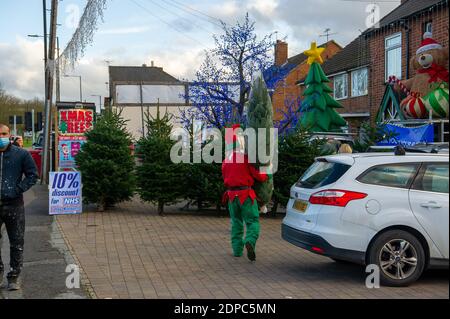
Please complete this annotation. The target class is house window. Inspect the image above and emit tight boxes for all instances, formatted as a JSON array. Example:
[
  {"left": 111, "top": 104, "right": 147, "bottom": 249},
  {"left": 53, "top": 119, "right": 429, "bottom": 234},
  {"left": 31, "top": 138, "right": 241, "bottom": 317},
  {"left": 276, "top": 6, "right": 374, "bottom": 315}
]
[
  {"left": 351, "top": 68, "right": 368, "bottom": 97},
  {"left": 385, "top": 33, "right": 402, "bottom": 81},
  {"left": 424, "top": 21, "right": 432, "bottom": 34},
  {"left": 334, "top": 73, "right": 347, "bottom": 100}
]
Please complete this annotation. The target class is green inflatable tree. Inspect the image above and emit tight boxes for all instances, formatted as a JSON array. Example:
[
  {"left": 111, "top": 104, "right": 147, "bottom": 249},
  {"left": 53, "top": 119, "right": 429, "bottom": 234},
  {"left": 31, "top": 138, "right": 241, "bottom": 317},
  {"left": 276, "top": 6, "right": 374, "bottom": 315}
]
[
  {"left": 246, "top": 72, "right": 274, "bottom": 207},
  {"left": 136, "top": 107, "right": 184, "bottom": 215},
  {"left": 75, "top": 110, "right": 135, "bottom": 211},
  {"left": 300, "top": 42, "right": 347, "bottom": 132}
]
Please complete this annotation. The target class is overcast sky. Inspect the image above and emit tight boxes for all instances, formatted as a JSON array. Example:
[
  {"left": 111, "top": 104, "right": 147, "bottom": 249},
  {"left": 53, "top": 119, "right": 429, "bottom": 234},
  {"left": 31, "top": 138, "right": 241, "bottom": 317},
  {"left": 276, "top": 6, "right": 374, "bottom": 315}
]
[{"left": 0, "top": 0, "right": 400, "bottom": 104}]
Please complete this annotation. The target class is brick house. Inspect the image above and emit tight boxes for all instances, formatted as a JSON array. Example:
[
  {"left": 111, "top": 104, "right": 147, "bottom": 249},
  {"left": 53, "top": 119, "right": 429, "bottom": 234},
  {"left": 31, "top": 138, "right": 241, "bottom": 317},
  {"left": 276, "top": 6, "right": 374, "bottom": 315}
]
[
  {"left": 291, "top": 0, "right": 448, "bottom": 135},
  {"left": 296, "top": 36, "right": 371, "bottom": 133},
  {"left": 364, "top": 0, "right": 449, "bottom": 124},
  {"left": 266, "top": 40, "right": 342, "bottom": 121}
]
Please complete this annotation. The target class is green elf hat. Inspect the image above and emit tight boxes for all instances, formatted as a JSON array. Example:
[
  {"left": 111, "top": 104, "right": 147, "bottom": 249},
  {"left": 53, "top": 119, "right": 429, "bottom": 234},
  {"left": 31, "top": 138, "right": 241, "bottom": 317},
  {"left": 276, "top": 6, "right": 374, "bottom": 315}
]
[{"left": 225, "top": 124, "right": 242, "bottom": 152}]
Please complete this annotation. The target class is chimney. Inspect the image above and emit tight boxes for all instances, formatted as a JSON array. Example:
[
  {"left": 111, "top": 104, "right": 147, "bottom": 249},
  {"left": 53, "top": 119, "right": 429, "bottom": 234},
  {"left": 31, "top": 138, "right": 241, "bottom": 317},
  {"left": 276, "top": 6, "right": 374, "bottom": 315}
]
[
  {"left": 151, "top": 60, "right": 155, "bottom": 67},
  {"left": 274, "top": 40, "right": 288, "bottom": 67}
]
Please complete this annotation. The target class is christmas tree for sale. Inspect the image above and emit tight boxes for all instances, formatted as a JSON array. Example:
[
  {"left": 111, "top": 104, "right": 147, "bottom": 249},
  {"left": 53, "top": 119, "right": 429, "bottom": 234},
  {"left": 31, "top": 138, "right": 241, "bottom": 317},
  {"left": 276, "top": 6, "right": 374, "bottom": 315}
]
[
  {"left": 273, "top": 128, "right": 323, "bottom": 213},
  {"left": 300, "top": 42, "right": 347, "bottom": 132},
  {"left": 183, "top": 124, "right": 225, "bottom": 213},
  {"left": 246, "top": 72, "right": 274, "bottom": 207},
  {"left": 75, "top": 110, "right": 135, "bottom": 211},
  {"left": 136, "top": 107, "right": 184, "bottom": 215}
]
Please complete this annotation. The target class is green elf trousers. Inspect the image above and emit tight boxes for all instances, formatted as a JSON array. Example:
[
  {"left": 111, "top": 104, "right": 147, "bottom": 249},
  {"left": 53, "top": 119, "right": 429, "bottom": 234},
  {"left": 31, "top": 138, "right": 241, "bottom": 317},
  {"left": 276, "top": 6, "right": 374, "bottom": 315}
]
[{"left": 227, "top": 197, "right": 260, "bottom": 257}]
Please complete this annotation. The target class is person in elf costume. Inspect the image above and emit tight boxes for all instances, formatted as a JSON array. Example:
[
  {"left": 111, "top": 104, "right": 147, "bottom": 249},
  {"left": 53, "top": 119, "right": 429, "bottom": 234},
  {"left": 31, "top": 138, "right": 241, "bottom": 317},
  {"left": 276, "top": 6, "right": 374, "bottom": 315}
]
[{"left": 222, "top": 124, "right": 268, "bottom": 261}]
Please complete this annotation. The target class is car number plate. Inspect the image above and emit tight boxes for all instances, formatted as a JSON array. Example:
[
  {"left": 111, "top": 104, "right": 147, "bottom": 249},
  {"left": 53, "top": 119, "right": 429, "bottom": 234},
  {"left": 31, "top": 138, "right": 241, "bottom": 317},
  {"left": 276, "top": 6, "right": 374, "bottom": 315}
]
[{"left": 293, "top": 200, "right": 308, "bottom": 213}]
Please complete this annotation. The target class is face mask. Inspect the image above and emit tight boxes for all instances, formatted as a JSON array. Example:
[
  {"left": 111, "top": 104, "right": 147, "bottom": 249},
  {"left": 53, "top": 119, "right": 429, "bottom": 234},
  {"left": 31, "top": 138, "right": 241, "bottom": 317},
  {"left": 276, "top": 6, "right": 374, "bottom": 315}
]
[{"left": 0, "top": 137, "right": 10, "bottom": 149}]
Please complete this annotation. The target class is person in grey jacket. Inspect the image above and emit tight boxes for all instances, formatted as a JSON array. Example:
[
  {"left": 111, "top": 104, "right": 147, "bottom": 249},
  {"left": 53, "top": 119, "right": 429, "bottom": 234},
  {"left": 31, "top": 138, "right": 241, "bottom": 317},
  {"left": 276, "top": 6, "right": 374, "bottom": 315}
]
[{"left": 0, "top": 123, "right": 38, "bottom": 290}]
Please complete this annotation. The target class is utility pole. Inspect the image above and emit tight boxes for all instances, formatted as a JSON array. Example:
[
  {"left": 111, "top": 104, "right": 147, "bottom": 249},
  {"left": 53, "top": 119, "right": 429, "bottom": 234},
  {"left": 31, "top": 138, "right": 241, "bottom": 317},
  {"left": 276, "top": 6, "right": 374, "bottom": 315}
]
[
  {"left": 56, "top": 37, "right": 61, "bottom": 102},
  {"left": 40, "top": 0, "right": 49, "bottom": 184},
  {"left": 41, "top": 0, "right": 59, "bottom": 184}
]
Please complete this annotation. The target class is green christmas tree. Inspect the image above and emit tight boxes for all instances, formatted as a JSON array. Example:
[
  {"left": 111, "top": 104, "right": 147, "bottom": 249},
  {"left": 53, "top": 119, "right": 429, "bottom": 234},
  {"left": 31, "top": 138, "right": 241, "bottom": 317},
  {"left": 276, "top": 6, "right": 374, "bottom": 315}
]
[
  {"left": 300, "top": 42, "right": 347, "bottom": 132},
  {"left": 183, "top": 124, "right": 225, "bottom": 213},
  {"left": 136, "top": 107, "right": 184, "bottom": 215},
  {"left": 75, "top": 110, "right": 135, "bottom": 211},
  {"left": 246, "top": 72, "right": 274, "bottom": 206},
  {"left": 273, "top": 128, "right": 323, "bottom": 214}
]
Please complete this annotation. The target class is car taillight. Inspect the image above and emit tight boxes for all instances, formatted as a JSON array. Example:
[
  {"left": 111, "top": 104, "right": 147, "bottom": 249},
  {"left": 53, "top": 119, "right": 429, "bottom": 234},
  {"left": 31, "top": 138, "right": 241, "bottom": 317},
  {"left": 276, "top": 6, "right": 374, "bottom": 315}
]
[
  {"left": 309, "top": 189, "right": 367, "bottom": 207},
  {"left": 311, "top": 246, "right": 324, "bottom": 254}
]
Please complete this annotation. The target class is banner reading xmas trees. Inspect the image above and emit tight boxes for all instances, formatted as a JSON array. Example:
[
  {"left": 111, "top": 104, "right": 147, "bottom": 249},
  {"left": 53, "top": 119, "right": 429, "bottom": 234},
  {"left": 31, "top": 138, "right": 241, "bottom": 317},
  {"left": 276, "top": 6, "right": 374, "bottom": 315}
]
[{"left": 56, "top": 102, "right": 96, "bottom": 170}]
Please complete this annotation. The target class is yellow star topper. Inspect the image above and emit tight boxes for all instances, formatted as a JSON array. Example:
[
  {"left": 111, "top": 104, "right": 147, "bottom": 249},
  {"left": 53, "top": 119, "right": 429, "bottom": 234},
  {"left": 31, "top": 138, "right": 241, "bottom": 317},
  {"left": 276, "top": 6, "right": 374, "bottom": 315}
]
[{"left": 304, "top": 42, "right": 325, "bottom": 65}]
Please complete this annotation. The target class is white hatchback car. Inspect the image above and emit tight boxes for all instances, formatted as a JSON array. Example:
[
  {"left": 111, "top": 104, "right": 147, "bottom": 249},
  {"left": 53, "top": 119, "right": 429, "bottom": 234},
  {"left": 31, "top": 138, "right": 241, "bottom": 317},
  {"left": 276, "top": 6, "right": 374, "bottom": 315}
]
[{"left": 282, "top": 152, "right": 449, "bottom": 286}]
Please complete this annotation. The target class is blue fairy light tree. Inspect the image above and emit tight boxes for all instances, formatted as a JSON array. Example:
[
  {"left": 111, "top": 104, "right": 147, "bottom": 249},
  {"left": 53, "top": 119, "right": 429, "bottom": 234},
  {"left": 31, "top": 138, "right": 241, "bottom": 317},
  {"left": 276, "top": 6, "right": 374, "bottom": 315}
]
[
  {"left": 179, "top": 13, "right": 275, "bottom": 129},
  {"left": 274, "top": 96, "right": 303, "bottom": 136}
]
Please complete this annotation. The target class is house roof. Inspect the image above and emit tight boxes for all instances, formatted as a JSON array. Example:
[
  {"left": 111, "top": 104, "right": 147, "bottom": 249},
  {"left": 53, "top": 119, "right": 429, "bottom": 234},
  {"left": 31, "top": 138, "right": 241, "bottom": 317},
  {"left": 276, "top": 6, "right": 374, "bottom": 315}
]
[
  {"left": 286, "top": 40, "right": 341, "bottom": 67},
  {"left": 109, "top": 65, "right": 181, "bottom": 84},
  {"left": 365, "top": 0, "right": 447, "bottom": 35},
  {"left": 322, "top": 36, "right": 370, "bottom": 75},
  {"left": 293, "top": 0, "right": 448, "bottom": 86},
  {"left": 265, "top": 40, "right": 341, "bottom": 89},
  {"left": 296, "top": 35, "right": 369, "bottom": 84}
]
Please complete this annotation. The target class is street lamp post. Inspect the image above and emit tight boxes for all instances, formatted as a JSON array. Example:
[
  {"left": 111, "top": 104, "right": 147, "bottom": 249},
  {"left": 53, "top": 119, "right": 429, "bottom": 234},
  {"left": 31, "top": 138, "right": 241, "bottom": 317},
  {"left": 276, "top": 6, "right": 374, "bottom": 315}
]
[
  {"left": 91, "top": 94, "right": 102, "bottom": 113},
  {"left": 28, "top": 34, "right": 61, "bottom": 102},
  {"left": 63, "top": 75, "right": 83, "bottom": 102}
]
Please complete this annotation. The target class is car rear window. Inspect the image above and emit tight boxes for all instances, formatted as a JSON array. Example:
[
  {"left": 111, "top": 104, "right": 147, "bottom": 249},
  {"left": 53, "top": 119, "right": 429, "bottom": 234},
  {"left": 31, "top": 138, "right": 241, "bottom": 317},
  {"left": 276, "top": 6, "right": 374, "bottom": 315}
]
[
  {"left": 357, "top": 163, "right": 420, "bottom": 189},
  {"left": 296, "top": 160, "right": 351, "bottom": 189}
]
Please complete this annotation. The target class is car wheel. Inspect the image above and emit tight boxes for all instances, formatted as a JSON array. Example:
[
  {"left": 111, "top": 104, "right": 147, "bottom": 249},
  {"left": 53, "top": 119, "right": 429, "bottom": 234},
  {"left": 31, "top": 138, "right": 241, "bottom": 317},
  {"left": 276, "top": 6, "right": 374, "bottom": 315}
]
[{"left": 368, "top": 230, "right": 426, "bottom": 287}]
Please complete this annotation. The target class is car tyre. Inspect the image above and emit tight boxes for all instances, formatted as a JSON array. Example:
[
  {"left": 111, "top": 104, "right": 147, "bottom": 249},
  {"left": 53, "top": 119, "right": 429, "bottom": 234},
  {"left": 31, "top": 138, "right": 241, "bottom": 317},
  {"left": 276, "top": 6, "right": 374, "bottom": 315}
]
[{"left": 368, "top": 230, "right": 426, "bottom": 287}]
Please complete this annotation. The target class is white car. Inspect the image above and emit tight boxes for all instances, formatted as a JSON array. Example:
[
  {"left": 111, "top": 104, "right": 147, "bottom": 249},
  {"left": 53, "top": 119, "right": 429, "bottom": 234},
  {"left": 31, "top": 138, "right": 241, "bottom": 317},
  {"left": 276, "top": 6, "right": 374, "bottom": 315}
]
[{"left": 282, "top": 152, "right": 449, "bottom": 286}]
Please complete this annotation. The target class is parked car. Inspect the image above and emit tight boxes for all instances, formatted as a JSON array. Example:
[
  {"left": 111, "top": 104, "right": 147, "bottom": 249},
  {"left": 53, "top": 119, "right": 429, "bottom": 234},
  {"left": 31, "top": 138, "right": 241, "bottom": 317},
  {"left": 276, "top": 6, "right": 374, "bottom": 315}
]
[
  {"left": 405, "top": 143, "right": 449, "bottom": 154},
  {"left": 369, "top": 143, "right": 449, "bottom": 154},
  {"left": 282, "top": 152, "right": 449, "bottom": 286},
  {"left": 28, "top": 132, "right": 56, "bottom": 177}
]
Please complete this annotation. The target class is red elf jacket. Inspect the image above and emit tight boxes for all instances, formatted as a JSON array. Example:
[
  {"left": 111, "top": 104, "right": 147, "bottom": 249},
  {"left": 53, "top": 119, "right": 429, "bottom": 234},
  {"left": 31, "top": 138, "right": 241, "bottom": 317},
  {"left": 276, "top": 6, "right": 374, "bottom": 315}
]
[{"left": 222, "top": 151, "right": 268, "bottom": 205}]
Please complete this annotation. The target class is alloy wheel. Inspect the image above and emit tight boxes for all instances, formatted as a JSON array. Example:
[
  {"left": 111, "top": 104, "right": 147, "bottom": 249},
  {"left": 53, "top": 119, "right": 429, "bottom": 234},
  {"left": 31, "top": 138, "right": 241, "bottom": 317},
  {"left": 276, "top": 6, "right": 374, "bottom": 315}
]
[{"left": 379, "top": 239, "right": 418, "bottom": 280}]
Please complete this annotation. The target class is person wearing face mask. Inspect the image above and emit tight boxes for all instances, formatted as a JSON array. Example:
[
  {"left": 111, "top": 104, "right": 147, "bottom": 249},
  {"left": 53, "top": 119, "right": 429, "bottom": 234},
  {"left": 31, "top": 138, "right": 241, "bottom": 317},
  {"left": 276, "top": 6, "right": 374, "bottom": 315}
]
[{"left": 0, "top": 123, "right": 38, "bottom": 291}]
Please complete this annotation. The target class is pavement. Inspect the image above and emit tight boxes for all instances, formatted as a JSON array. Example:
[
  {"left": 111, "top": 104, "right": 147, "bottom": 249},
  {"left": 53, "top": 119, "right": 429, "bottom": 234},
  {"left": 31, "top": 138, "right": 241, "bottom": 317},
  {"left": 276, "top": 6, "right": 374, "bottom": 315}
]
[
  {"left": 0, "top": 185, "right": 88, "bottom": 299},
  {"left": 55, "top": 198, "right": 449, "bottom": 299}
]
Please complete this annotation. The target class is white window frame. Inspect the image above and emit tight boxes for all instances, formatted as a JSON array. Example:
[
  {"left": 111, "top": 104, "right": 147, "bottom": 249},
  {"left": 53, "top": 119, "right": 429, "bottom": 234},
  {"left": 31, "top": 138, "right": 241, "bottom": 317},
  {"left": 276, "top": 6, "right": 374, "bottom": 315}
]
[
  {"left": 333, "top": 73, "right": 348, "bottom": 100},
  {"left": 425, "top": 21, "right": 432, "bottom": 34},
  {"left": 351, "top": 67, "right": 368, "bottom": 97},
  {"left": 385, "top": 32, "right": 402, "bottom": 81}
]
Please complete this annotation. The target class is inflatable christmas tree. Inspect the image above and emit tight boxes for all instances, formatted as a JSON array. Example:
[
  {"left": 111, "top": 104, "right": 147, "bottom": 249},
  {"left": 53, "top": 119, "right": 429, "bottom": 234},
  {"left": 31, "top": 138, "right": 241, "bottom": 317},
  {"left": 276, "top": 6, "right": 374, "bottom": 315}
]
[
  {"left": 300, "top": 42, "right": 347, "bottom": 132},
  {"left": 246, "top": 72, "right": 274, "bottom": 207}
]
